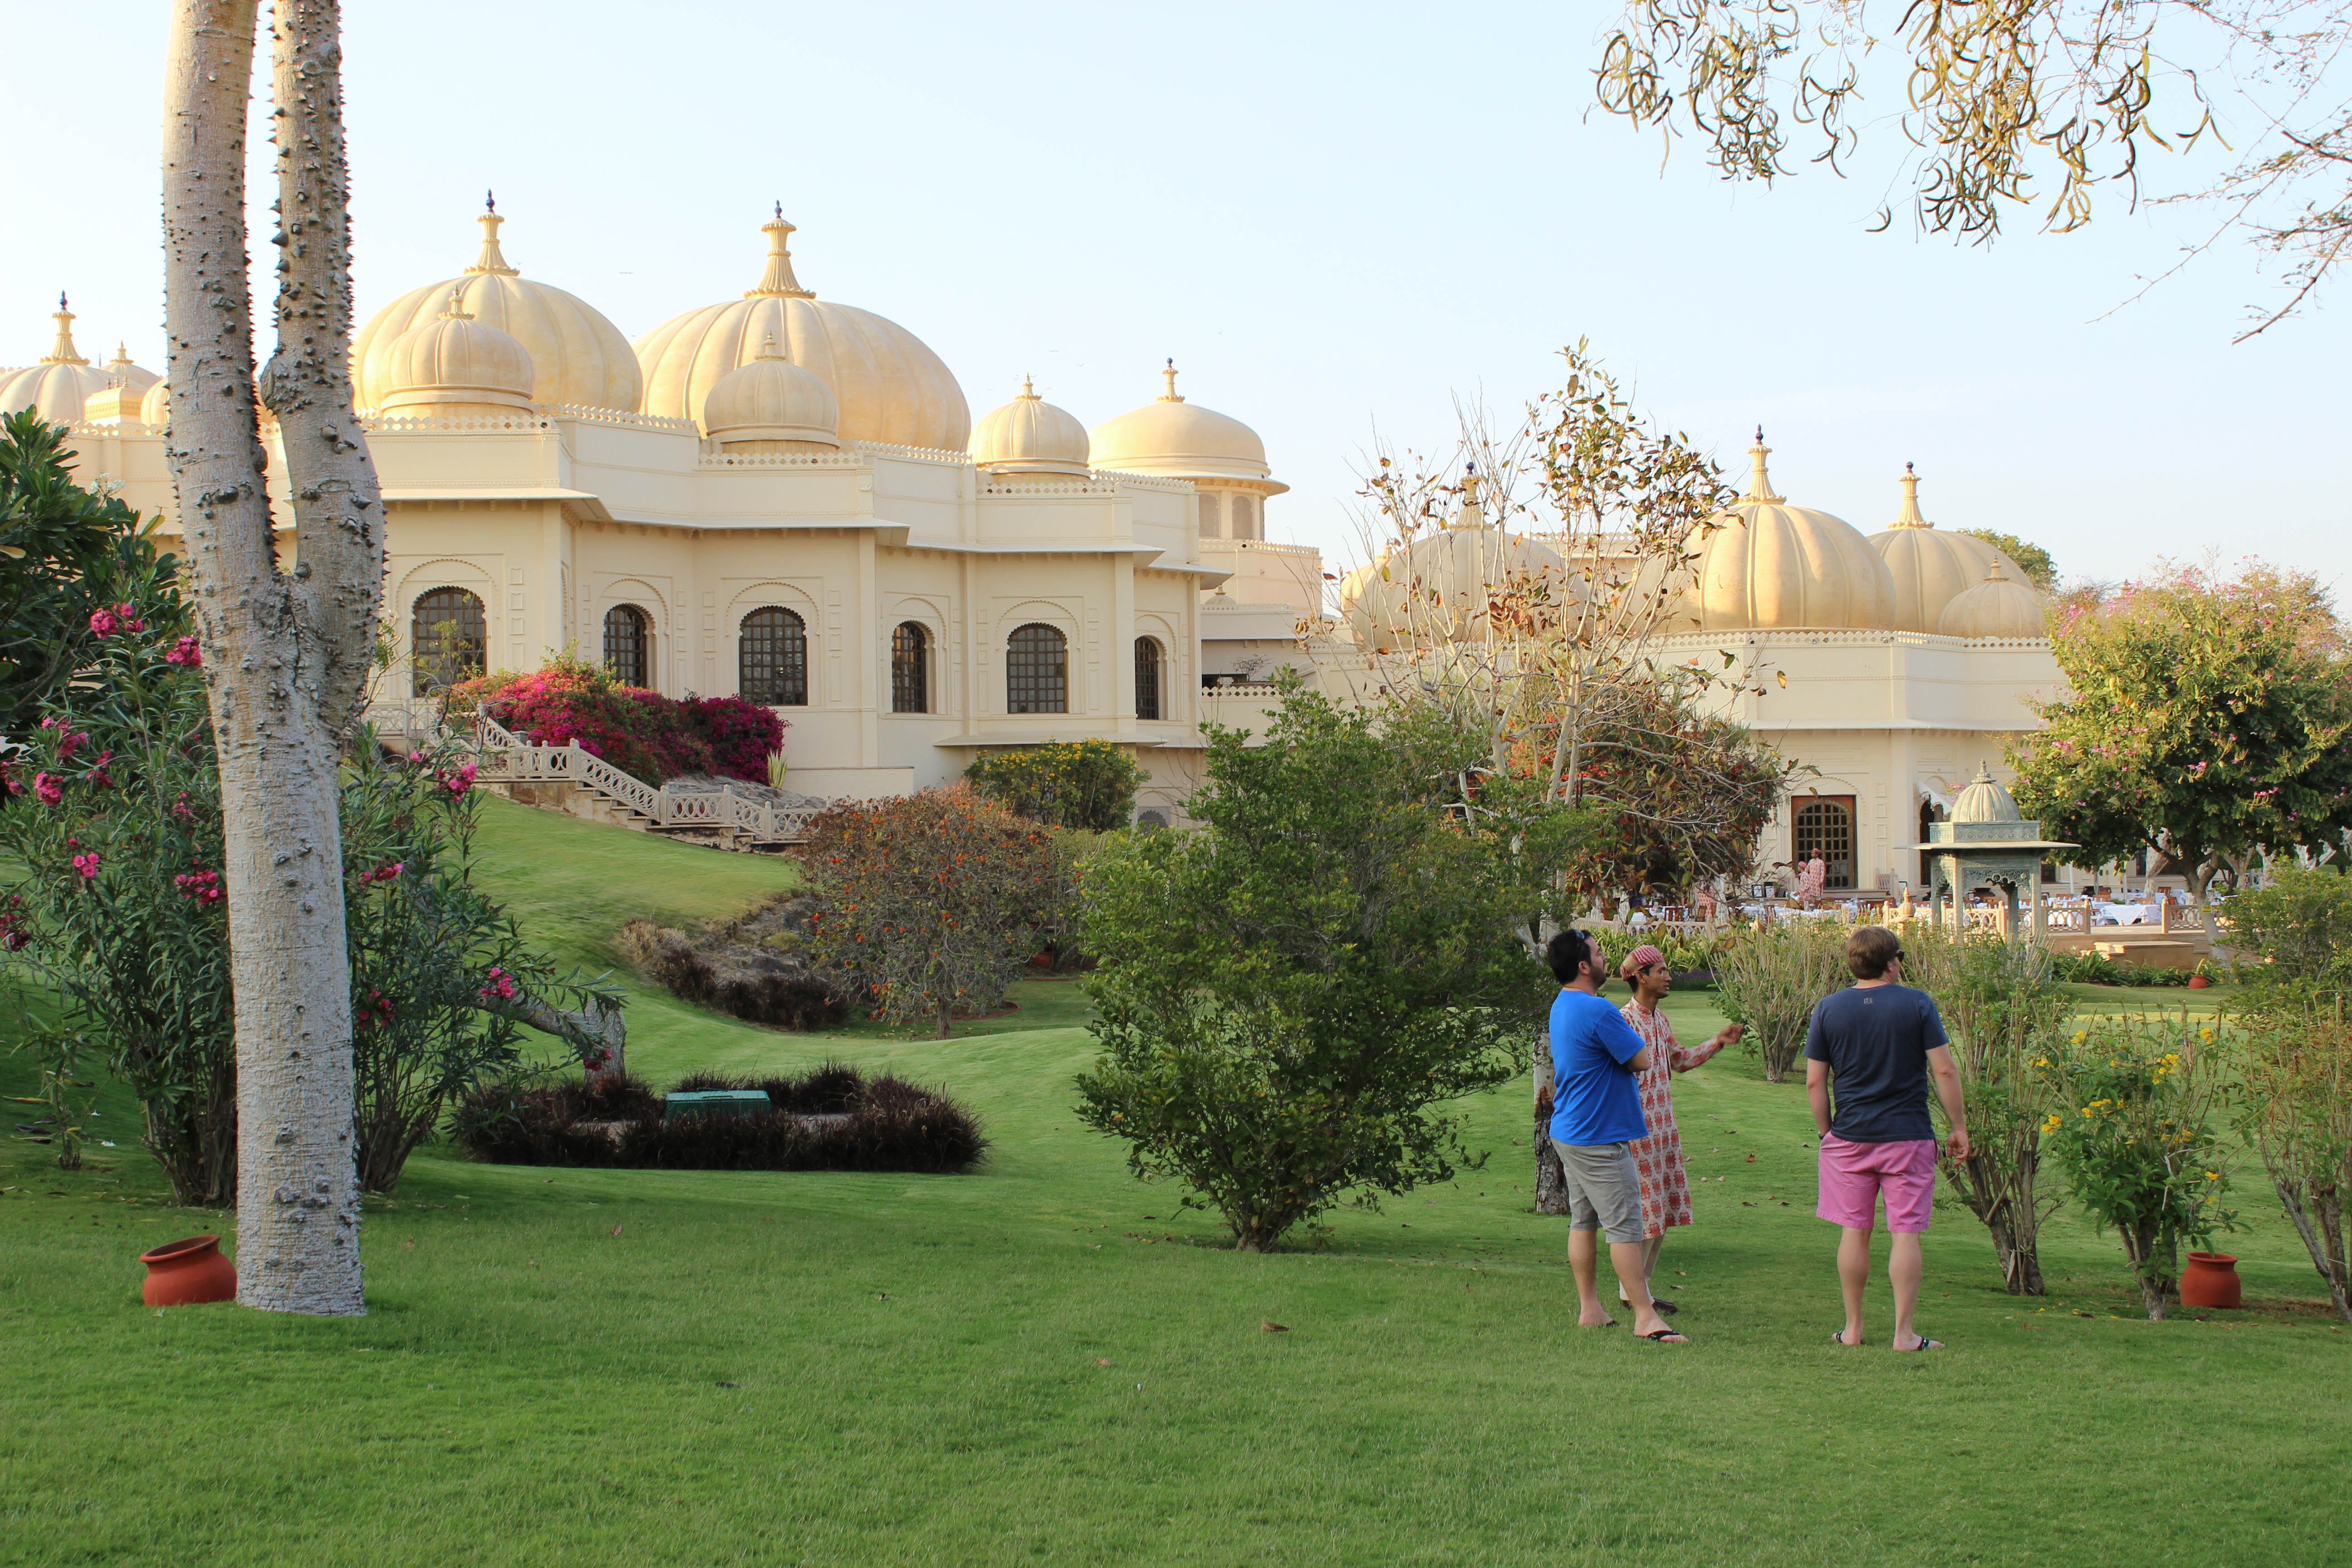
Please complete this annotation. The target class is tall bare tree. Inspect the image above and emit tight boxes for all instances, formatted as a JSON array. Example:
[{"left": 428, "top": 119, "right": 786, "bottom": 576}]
[
  {"left": 163, "top": 0, "right": 383, "bottom": 1315},
  {"left": 1593, "top": 0, "right": 2352, "bottom": 337}
]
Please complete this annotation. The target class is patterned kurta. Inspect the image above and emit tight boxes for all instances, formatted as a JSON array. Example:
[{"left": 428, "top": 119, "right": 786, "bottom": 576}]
[{"left": 1620, "top": 1000, "right": 1725, "bottom": 1238}]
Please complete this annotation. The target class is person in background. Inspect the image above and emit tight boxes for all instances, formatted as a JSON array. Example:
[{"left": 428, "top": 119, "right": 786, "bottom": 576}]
[
  {"left": 1615, "top": 945, "right": 1745, "bottom": 1315},
  {"left": 1796, "top": 853, "right": 1828, "bottom": 906},
  {"left": 1804, "top": 926, "right": 1970, "bottom": 1352},
  {"left": 1545, "top": 929, "right": 1688, "bottom": 1344}
]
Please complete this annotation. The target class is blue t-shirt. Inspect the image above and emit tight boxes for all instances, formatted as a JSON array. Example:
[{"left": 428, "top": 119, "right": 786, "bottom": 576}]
[{"left": 1547, "top": 988, "right": 1649, "bottom": 1146}]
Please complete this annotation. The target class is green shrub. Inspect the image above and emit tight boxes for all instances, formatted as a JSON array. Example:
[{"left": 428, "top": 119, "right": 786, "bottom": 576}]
[
  {"left": 964, "top": 739, "right": 1147, "bottom": 829},
  {"left": 2219, "top": 867, "right": 2352, "bottom": 992},
  {"left": 2049, "top": 950, "right": 2204, "bottom": 987},
  {"left": 1713, "top": 921, "right": 1850, "bottom": 1081}
]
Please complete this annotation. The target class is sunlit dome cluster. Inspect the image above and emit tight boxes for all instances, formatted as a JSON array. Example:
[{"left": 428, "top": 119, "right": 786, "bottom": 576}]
[{"left": 0, "top": 295, "right": 156, "bottom": 425}]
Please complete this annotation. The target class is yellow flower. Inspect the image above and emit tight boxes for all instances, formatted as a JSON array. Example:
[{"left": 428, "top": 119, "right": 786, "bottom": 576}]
[
  {"left": 2205, "top": 1171, "right": 2220, "bottom": 1181},
  {"left": 2073, "top": 1031, "right": 2088, "bottom": 1044},
  {"left": 2198, "top": 1028, "right": 2214, "bottom": 1042},
  {"left": 2034, "top": 1057, "right": 2050, "bottom": 1068}
]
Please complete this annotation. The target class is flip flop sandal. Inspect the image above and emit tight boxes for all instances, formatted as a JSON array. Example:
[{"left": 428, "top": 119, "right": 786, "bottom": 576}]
[
  {"left": 1638, "top": 1328, "right": 1689, "bottom": 1343},
  {"left": 1893, "top": 1336, "right": 1944, "bottom": 1352},
  {"left": 1829, "top": 1331, "right": 1864, "bottom": 1346}
]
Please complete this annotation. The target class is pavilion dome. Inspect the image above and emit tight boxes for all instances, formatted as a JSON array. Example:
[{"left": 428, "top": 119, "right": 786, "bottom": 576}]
[
  {"left": 1949, "top": 764, "right": 2024, "bottom": 824},
  {"left": 970, "top": 377, "right": 1089, "bottom": 475},
  {"left": 0, "top": 296, "right": 120, "bottom": 424},
  {"left": 140, "top": 378, "right": 170, "bottom": 429},
  {"left": 1339, "top": 474, "right": 1576, "bottom": 649},
  {"left": 1088, "top": 362, "right": 1284, "bottom": 489},
  {"left": 634, "top": 209, "right": 970, "bottom": 452},
  {"left": 1676, "top": 431, "right": 1896, "bottom": 631},
  {"left": 1869, "top": 464, "right": 2030, "bottom": 632},
  {"left": 374, "top": 290, "right": 537, "bottom": 416},
  {"left": 353, "top": 199, "right": 641, "bottom": 413},
  {"left": 701, "top": 333, "right": 840, "bottom": 448},
  {"left": 1938, "top": 559, "right": 2046, "bottom": 639}
]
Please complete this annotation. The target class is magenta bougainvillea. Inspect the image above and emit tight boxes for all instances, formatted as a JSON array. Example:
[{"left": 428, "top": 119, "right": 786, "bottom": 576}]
[{"left": 458, "top": 656, "right": 784, "bottom": 786}]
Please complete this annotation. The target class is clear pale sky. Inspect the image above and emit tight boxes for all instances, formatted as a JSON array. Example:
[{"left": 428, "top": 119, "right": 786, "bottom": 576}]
[{"left": 5, "top": 1, "right": 2343, "bottom": 592}]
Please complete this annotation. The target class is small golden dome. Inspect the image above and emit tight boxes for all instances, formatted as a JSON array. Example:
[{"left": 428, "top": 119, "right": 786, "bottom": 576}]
[
  {"left": 376, "top": 289, "right": 537, "bottom": 416},
  {"left": 1949, "top": 763, "right": 2024, "bottom": 824},
  {"left": 0, "top": 295, "right": 118, "bottom": 424},
  {"left": 140, "top": 378, "right": 171, "bottom": 429},
  {"left": 701, "top": 334, "right": 840, "bottom": 448},
  {"left": 1339, "top": 470, "right": 1576, "bottom": 648},
  {"left": 1937, "top": 559, "right": 2045, "bottom": 639},
  {"left": 1677, "top": 431, "right": 1896, "bottom": 631},
  {"left": 1869, "top": 464, "right": 2030, "bottom": 633},
  {"left": 635, "top": 208, "right": 970, "bottom": 451},
  {"left": 353, "top": 198, "right": 641, "bottom": 413},
  {"left": 1088, "top": 360, "right": 1284, "bottom": 489},
  {"left": 969, "top": 377, "right": 1089, "bottom": 475}
]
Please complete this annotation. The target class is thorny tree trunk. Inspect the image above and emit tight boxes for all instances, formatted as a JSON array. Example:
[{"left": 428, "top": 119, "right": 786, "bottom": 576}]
[
  {"left": 163, "top": 0, "right": 384, "bottom": 1315},
  {"left": 1532, "top": 1034, "right": 1569, "bottom": 1215},
  {"left": 513, "top": 995, "right": 627, "bottom": 1084}
]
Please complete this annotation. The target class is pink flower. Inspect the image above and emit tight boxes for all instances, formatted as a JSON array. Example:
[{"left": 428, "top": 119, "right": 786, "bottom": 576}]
[
  {"left": 33, "top": 773, "right": 62, "bottom": 807},
  {"left": 173, "top": 867, "right": 225, "bottom": 904},
  {"left": 71, "top": 852, "right": 102, "bottom": 882},
  {"left": 116, "top": 603, "right": 145, "bottom": 634},
  {"left": 88, "top": 608, "right": 119, "bottom": 638},
  {"left": 171, "top": 794, "right": 195, "bottom": 822},
  {"left": 164, "top": 636, "right": 202, "bottom": 668},
  {"left": 440, "top": 760, "right": 478, "bottom": 798},
  {"left": 55, "top": 731, "right": 86, "bottom": 762},
  {"left": 477, "top": 965, "right": 519, "bottom": 1002}
]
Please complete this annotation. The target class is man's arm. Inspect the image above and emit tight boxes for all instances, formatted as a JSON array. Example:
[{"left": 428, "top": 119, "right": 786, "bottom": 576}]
[
  {"left": 1600, "top": 1008, "right": 1654, "bottom": 1073},
  {"left": 1805, "top": 1058, "right": 1833, "bottom": 1138},
  {"left": 1926, "top": 1045, "right": 1970, "bottom": 1160}
]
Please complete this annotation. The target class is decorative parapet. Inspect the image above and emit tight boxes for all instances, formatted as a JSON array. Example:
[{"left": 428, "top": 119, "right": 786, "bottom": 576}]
[
  {"left": 845, "top": 438, "right": 974, "bottom": 466},
  {"left": 1650, "top": 627, "right": 2053, "bottom": 652},
  {"left": 979, "top": 479, "right": 1123, "bottom": 497},
  {"left": 1088, "top": 469, "right": 1199, "bottom": 495},
  {"left": 1201, "top": 539, "right": 1320, "bottom": 559},
  {"left": 696, "top": 449, "right": 872, "bottom": 470},
  {"left": 361, "top": 405, "right": 701, "bottom": 436}
]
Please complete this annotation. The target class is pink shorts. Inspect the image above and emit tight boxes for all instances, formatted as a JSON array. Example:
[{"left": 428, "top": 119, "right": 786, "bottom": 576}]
[{"left": 1816, "top": 1134, "right": 1937, "bottom": 1233}]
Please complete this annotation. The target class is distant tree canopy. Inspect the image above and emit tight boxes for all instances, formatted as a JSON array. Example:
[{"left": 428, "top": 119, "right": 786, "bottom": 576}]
[
  {"left": 2009, "top": 562, "right": 2352, "bottom": 916},
  {"left": 1959, "top": 528, "right": 2059, "bottom": 593},
  {"left": 964, "top": 739, "right": 1147, "bottom": 830}
]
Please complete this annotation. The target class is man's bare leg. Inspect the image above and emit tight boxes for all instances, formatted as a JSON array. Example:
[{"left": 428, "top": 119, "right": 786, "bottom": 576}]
[
  {"left": 1889, "top": 1231, "right": 1930, "bottom": 1350},
  {"left": 1612, "top": 1238, "right": 1680, "bottom": 1339},
  {"left": 1836, "top": 1225, "right": 1873, "bottom": 1346},
  {"left": 1567, "top": 1227, "right": 1615, "bottom": 1327},
  {"left": 1618, "top": 1234, "right": 1666, "bottom": 1304}
]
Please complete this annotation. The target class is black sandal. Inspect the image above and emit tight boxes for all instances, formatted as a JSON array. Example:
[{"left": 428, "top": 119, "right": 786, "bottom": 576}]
[{"left": 1639, "top": 1328, "right": 1690, "bottom": 1343}]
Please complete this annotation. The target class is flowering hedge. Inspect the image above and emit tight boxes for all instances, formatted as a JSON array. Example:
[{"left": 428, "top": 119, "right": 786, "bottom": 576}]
[{"left": 457, "top": 656, "right": 784, "bottom": 786}]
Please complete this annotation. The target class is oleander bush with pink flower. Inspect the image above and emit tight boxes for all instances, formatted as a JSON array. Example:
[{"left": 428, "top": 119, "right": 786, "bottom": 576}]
[{"left": 456, "top": 656, "right": 784, "bottom": 786}]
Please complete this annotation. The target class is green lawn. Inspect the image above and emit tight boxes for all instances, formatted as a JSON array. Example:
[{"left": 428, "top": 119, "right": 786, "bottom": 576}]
[{"left": 2, "top": 798, "right": 2347, "bottom": 1566}]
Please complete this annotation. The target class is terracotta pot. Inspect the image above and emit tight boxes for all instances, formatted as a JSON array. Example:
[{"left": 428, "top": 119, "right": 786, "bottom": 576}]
[
  {"left": 2180, "top": 1250, "right": 2241, "bottom": 1309},
  {"left": 139, "top": 1234, "right": 236, "bottom": 1307},
  {"left": 2188, "top": 975, "right": 2212, "bottom": 990}
]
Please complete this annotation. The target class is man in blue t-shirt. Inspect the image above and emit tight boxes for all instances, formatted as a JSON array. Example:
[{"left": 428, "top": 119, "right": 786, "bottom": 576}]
[{"left": 1545, "top": 929, "right": 1687, "bottom": 1344}]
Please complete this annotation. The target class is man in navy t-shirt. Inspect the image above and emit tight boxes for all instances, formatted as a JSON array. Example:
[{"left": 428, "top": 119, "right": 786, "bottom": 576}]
[
  {"left": 1545, "top": 930, "right": 1686, "bottom": 1345},
  {"left": 1804, "top": 925, "right": 1970, "bottom": 1352}
]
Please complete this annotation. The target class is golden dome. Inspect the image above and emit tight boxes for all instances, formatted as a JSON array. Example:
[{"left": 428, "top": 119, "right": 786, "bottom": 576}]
[
  {"left": 1339, "top": 472, "right": 1575, "bottom": 648},
  {"left": 353, "top": 199, "right": 641, "bottom": 413},
  {"left": 1088, "top": 361, "right": 1285, "bottom": 489},
  {"left": 375, "top": 289, "right": 537, "bottom": 416},
  {"left": 0, "top": 295, "right": 117, "bottom": 424},
  {"left": 634, "top": 209, "right": 970, "bottom": 451},
  {"left": 1869, "top": 464, "right": 2029, "bottom": 633},
  {"left": 140, "top": 378, "right": 170, "bottom": 429},
  {"left": 1949, "top": 763, "right": 2024, "bottom": 824},
  {"left": 701, "top": 334, "right": 840, "bottom": 449},
  {"left": 970, "top": 377, "right": 1089, "bottom": 475},
  {"left": 1677, "top": 431, "right": 1896, "bottom": 631},
  {"left": 1937, "top": 559, "right": 2045, "bottom": 639}
]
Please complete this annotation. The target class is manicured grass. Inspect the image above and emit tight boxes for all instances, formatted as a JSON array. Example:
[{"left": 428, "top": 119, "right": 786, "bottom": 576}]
[{"left": 2, "top": 799, "right": 2346, "bottom": 1566}]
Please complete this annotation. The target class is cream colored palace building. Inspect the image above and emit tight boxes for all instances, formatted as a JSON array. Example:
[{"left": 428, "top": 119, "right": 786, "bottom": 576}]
[{"left": 11, "top": 201, "right": 2074, "bottom": 891}]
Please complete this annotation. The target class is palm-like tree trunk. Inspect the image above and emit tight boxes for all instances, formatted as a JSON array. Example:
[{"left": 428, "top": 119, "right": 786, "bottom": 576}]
[{"left": 163, "top": 0, "right": 383, "bottom": 1315}]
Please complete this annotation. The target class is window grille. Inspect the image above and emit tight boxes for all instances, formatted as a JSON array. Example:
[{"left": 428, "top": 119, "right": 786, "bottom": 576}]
[
  {"left": 1198, "top": 492, "right": 1223, "bottom": 538},
  {"left": 1134, "top": 637, "right": 1162, "bottom": 721},
  {"left": 1230, "top": 494, "right": 1256, "bottom": 539},
  {"left": 1006, "top": 622, "right": 1067, "bottom": 714},
  {"left": 891, "top": 621, "right": 929, "bottom": 714},
  {"left": 411, "top": 586, "right": 487, "bottom": 696},
  {"left": 1793, "top": 798, "right": 1858, "bottom": 890},
  {"left": 603, "top": 604, "right": 653, "bottom": 688},
  {"left": 739, "top": 606, "right": 808, "bottom": 706}
]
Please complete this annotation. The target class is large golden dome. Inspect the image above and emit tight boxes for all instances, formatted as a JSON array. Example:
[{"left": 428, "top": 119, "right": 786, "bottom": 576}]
[
  {"left": 0, "top": 296, "right": 123, "bottom": 424},
  {"left": 1677, "top": 432, "right": 1896, "bottom": 631},
  {"left": 633, "top": 210, "right": 970, "bottom": 452},
  {"left": 1869, "top": 465, "right": 2029, "bottom": 633},
  {"left": 353, "top": 201, "right": 641, "bottom": 414},
  {"left": 970, "top": 377, "right": 1089, "bottom": 475},
  {"left": 1088, "top": 362, "right": 1283, "bottom": 488}
]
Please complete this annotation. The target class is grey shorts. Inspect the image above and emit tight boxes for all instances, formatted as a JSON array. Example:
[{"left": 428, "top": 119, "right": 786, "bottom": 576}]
[{"left": 1551, "top": 1138, "right": 1645, "bottom": 1244}]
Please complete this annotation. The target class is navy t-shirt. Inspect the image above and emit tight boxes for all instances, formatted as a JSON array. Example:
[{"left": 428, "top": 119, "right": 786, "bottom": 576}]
[
  {"left": 1803, "top": 984, "right": 1948, "bottom": 1143},
  {"left": 1548, "top": 989, "right": 1649, "bottom": 1146}
]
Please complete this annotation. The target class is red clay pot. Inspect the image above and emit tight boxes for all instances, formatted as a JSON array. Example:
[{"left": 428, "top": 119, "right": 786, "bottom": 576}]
[
  {"left": 2188, "top": 975, "right": 2212, "bottom": 990},
  {"left": 139, "top": 1234, "right": 236, "bottom": 1307},
  {"left": 2180, "top": 1251, "right": 2241, "bottom": 1309}
]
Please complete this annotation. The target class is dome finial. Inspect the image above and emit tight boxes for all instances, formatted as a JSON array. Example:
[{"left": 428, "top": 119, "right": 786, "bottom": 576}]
[
  {"left": 1019, "top": 374, "right": 1039, "bottom": 400},
  {"left": 1891, "top": 461, "right": 1931, "bottom": 528},
  {"left": 468, "top": 197, "right": 518, "bottom": 277},
  {"left": 437, "top": 284, "right": 475, "bottom": 321},
  {"left": 40, "top": 293, "right": 85, "bottom": 367},
  {"left": 1160, "top": 358, "right": 1182, "bottom": 403},
  {"left": 755, "top": 332, "right": 785, "bottom": 361},
  {"left": 1744, "top": 426, "right": 1783, "bottom": 505},
  {"left": 748, "top": 206, "right": 814, "bottom": 299}
]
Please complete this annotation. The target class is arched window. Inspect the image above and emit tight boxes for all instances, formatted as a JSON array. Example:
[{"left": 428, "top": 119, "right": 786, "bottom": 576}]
[
  {"left": 1230, "top": 494, "right": 1258, "bottom": 540},
  {"left": 1006, "top": 622, "right": 1067, "bottom": 715},
  {"left": 1133, "top": 637, "right": 1163, "bottom": 721},
  {"left": 410, "top": 586, "right": 486, "bottom": 696},
  {"left": 739, "top": 606, "right": 808, "bottom": 706},
  {"left": 891, "top": 622, "right": 929, "bottom": 714},
  {"left": 603, "top": 604, "right": 653, "bottom": 689},
  {"left": 1793, "top": 797, "right": 1858, "bottom": 891}
]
